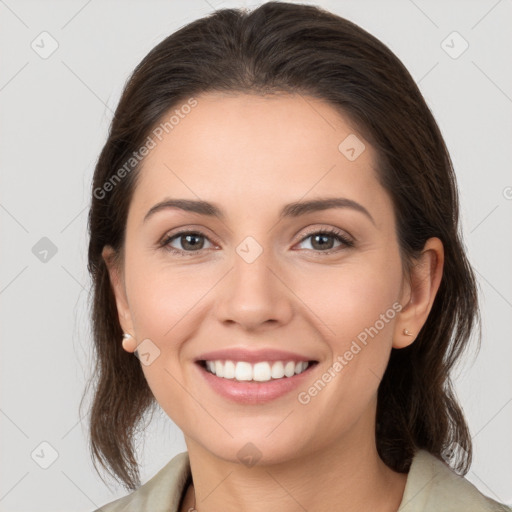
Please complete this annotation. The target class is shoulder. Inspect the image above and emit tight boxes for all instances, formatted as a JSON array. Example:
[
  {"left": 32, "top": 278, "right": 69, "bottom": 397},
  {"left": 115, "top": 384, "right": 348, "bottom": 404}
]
[
  {"left": 399, "top": 449, "right": 511, "bottom": 511},
  {"left": 93, "top": 451, "right": 190, "bottom": 512}
]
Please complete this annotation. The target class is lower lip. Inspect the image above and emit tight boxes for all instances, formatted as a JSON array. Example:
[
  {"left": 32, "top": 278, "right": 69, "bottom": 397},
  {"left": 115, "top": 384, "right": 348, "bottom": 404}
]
[{"left": 195, "top": 362, "right": 318, "bottom": 404}]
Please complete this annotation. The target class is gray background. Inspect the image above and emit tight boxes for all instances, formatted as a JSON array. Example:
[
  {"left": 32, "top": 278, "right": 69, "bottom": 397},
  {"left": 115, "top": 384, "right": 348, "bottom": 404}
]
[{"left": 0, "top": 0, "right": 511, "bottom": 510}]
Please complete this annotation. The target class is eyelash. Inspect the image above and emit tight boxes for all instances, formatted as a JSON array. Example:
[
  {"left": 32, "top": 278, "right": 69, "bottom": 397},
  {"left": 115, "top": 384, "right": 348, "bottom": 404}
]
[{"left": 159, "top": 227, "right": 354, "bottom": 257}]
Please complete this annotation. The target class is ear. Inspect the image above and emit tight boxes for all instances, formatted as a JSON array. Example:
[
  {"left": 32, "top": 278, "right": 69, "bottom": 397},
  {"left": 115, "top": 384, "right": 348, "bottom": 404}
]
[
  {"left": 393, "top": 237, "right": 444, "bottom": 349},
  {"left": 102, "top": 245, "right": 135, "bottom": 347}
]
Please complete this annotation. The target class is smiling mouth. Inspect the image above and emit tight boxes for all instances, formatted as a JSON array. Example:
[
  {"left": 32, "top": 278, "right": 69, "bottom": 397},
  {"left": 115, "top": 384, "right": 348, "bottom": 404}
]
[{"left": 196, "top": 359, "right": 318, "bottom": 382}]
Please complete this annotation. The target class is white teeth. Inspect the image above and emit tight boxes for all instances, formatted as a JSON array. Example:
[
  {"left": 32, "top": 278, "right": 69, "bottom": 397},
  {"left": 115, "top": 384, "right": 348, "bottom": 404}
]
[
  {"left": 253, "top": 362, "right": 271, "bottom": 382},
  {"left": 235, "top": 362, "right": 252, "bottom": 381},
  {"left": 284, "top": 361, "right": 296, "bottom": 377},
  {"left": 224, "top": 360, "right": 235, "bottom": 379},
  {"left": 271, "top": 361, "right": 285, "bottom": 379},
  {"left": 204, "top": 359, "right": 312, "bottom": 381}
]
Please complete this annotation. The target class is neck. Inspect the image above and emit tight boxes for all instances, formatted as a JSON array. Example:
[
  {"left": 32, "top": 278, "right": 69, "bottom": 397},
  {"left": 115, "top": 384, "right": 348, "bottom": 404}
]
[{"left": 181, "top": 416, "right": 407, "bottom": 512}]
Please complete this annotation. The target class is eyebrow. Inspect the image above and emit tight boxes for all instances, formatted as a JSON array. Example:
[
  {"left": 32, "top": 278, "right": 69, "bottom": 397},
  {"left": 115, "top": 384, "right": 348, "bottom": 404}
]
[{"left": 143, "top": 197, "right": 375, "bottom": 226}]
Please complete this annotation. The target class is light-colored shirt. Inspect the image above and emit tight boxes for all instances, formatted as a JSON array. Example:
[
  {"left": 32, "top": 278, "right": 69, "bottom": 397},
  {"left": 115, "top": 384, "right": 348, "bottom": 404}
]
[{"left": 93, "top": 449, "right": 511, "bottom": 511}]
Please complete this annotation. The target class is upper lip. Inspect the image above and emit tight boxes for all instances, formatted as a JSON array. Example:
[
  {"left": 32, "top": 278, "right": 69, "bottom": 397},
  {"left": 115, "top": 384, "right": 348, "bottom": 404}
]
[{"left": 195, "top": 348, "right": 318, "bottom": 364}]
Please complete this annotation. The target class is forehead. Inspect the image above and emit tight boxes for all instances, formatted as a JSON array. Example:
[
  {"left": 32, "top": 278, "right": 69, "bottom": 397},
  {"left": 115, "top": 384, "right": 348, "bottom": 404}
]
[{"left": 130, "top": 92, "right": 388, "bottom": 221}]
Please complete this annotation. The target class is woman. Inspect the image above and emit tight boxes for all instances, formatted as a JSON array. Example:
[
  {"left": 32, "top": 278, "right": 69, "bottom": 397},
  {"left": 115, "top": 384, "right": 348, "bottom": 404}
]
[{"left": 85, "top": 2, "right": 510, "bottom": 511}]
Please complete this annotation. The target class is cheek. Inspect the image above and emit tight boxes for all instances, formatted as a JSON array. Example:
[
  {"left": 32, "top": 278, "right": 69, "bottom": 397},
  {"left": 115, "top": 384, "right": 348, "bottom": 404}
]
[
  {"left": 292, "top": 252, "right": 403, "bottom": 407},
  {"left": 124, "top": 263, "right": 216, "bottom": 428},
  {"left": 126, "top": 248, "right": 214, "bottom": 339},
  {"left": 296, "top": 257, "right": 402, "bottom": 340},
  {"left": 123, "top": 252, "right": 221, "bottom": 389},
  {"left": 296, "top": 264, "right": 401, "bottom": 400}
]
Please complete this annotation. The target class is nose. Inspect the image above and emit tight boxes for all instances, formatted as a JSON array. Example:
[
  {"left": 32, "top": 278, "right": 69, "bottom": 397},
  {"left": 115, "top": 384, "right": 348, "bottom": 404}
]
[{"left": 214, "top": 246, "right": 294, "bottom": 332}]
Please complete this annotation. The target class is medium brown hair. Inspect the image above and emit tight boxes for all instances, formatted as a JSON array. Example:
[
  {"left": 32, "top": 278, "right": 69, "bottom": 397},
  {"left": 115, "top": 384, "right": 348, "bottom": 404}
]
[{"left": 83, "top": 1, "right": 479, "bottom": 491}]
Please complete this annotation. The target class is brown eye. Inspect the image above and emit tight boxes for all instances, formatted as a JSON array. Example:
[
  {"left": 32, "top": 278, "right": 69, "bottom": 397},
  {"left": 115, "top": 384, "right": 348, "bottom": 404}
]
[
  {"left": 297, "top": 229, "right": 354, "bottom": 253},
  {"left": 162, "top": 231, "right": 214, "bottom": 254}
]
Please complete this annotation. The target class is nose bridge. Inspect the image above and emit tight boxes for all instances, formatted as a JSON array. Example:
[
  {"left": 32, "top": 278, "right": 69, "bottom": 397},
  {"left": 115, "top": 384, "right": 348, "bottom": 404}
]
[{"left": 214, "top": 235, "right": 294, "bottom": 329}]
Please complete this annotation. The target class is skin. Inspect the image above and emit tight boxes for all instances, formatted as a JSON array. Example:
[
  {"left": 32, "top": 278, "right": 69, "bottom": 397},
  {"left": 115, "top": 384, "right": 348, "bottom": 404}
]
[{"left": 103, "top": 92, "right": 444, "bottom": 512}]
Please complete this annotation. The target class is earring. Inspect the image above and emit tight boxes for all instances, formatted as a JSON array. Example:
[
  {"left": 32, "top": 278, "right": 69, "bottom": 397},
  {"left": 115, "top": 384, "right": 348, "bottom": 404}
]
[
  {"left": 403, "top": 328, "right": 413, "bottom": 336},
  {"left": 122, "top": 333, "right": 137, "bottom": 352}
]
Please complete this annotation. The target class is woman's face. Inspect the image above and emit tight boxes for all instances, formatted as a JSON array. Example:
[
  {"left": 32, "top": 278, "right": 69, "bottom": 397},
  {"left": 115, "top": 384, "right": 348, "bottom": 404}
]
[{"left": 107, "top": 92, "right": 413, "bottom": 465}]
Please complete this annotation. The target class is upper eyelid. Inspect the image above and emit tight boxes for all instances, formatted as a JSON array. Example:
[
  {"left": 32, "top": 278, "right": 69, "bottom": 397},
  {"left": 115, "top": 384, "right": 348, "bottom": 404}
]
[
  {"left": 297, "top": 225, "right": 353, "bottom": 240},
  {"left": 162, "top": 225, "right": 353, "bottom": 249},
  {"left": 162, "top": 225, "right": 351, "bottom": 239},
  {"left": 161, "top": 226, "right": 219, "bottom": 246}
]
